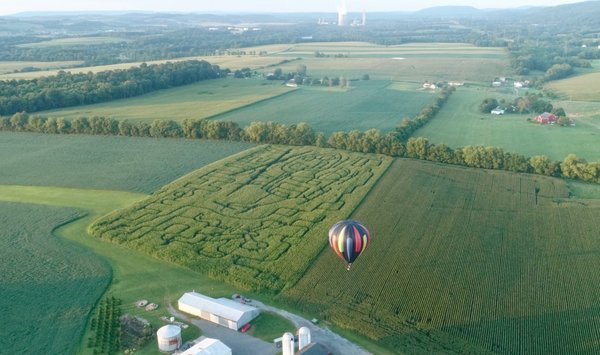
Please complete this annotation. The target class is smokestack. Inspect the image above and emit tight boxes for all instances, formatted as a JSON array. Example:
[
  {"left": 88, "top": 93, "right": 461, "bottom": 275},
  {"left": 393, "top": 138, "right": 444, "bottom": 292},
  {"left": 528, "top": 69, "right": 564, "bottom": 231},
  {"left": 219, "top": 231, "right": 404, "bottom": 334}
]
[{"left": 337, "top": 0, "right": 347, "bottom": 26}]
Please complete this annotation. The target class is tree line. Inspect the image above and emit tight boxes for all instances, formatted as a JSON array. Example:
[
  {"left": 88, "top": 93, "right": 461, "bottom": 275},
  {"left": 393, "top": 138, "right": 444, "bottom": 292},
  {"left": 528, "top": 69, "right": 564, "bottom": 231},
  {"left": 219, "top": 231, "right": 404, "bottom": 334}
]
[
  {"left": 0, "top": 60, "right": 221, "bottom": 116},
  {"left": 4, "top": 114, "right": 600, "bottom": 186}
]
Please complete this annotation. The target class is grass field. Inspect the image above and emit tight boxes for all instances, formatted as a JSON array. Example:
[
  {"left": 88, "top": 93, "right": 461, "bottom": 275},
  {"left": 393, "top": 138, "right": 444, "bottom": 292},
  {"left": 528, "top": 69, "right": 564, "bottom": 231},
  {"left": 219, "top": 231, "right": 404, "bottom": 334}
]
[
  {"left": 211, "top": 80, "right": 434, "bottom": 133},
  {"left": 284, "top": 158, "right": 600, "bottom": 354},
  {"left": 268, "top": 42, "right": 510, "bottom": 82},
  {"left": 0, "top": 60, "right": 83, "bottom": 74},
  {"left": 0, "top": 132, "right": 253, "bottom": 193},
  {"left": 414, "top": 86, "right": 600, "bottom": 161},
  {"left": 547, "top": 72, "right": 600, "bottom": 101},
  {"left": 38, "top": 78, "right": 291, "bottom": 122},
  {"left": 91, "top": 145, "right": 392, "bottom": 292},
  {"left": 16, "top": 36, "right": 132, "bottom": 48},
  {"left": 0, "top": 202, "right": 109, "bottom": 354}
]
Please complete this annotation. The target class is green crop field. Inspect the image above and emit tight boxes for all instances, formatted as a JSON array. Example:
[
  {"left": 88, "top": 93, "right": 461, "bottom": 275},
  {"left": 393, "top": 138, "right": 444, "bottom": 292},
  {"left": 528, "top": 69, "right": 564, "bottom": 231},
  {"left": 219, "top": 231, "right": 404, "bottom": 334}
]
[
  {"left": 268, "top": 42, "right": 510, "bottom": 82},
  {"left": 0, "top": 202, "right": 110, "bottom": 354},
  {"left": 211, "top": 80, "right": 434, "bottom": 133},
  {"left": 284, "top": 158, "right": 600, "bottom": 354},
  {"left": 547, "top": 72, "right": 600, "bottom": 101},
  {"left": 413, "top": 86, "right": 600, "bottom": 161},
  {"left": 91, "top": 145, "right": 392, "bottom": 292},
  {"left": 0, "top": 132, "right": 253, "bottom": 193},
  {"left": 0, "top": 60, "right": 83, "bottom": 74},
  {"left": 16, "top": 36, "right": 132, "bottom": 48},
  {"left": 37, "top": 78, "right": 290, "bottom": 122}
]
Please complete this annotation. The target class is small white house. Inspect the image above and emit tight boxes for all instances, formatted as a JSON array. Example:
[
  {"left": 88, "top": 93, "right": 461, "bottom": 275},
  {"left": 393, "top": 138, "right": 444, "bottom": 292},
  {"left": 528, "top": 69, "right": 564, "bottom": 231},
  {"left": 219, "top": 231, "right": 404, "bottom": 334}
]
[
  {"left": 179, "top": 338, "right": 232, "bottom": 355},
  {"left": 178, "top": 292, "right": 259, "bottom": 330},
  {"left": 514, "top": 81, "right": 523, "bottom": 88},
  {"left": 491, "top": 107, "right": 505, "bottom": 115},
  {"left": 492, "top": 81, "right": 502, "bottom": 87}
]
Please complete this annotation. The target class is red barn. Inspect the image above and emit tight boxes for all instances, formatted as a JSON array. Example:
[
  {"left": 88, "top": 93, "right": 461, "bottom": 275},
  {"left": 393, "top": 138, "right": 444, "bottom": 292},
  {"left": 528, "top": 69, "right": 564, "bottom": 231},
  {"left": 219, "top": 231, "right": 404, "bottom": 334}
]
[{"left": 535, "top": 112, "right": 557, "bottom": 124}]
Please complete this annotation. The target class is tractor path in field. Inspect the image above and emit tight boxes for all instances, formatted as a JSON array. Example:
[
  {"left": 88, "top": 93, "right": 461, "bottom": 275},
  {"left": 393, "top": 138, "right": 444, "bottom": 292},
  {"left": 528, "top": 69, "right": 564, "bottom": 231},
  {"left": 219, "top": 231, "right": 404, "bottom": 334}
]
[{"left": 237, "top": 298, "right": 371, "bottom": 355}]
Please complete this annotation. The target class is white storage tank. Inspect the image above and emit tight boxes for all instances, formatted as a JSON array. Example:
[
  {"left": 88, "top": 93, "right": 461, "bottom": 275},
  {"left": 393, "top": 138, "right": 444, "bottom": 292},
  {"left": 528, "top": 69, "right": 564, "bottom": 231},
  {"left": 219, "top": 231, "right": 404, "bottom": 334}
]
[
  {"left": 298, "top": 327, "right": 311, "bottom": 350},
  {"left": 157, "top": 324, "right": 182, "bottom": 352},
  {"left": 282, "top": 332, "right": 295, "bottom": 355}
]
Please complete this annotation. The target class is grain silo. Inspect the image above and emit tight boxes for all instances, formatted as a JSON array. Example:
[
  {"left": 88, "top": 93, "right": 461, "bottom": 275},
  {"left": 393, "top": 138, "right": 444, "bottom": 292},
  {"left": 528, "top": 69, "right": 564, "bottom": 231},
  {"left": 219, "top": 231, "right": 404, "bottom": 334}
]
[
  {"left": 282, "top": 332, "right": 295, "bottom": 355},
  {"left": 298, "top": 327, "right": 311, "bottom": 350},
  {"left": 157, "top": 324, "right": 182, "bottom": 352}
]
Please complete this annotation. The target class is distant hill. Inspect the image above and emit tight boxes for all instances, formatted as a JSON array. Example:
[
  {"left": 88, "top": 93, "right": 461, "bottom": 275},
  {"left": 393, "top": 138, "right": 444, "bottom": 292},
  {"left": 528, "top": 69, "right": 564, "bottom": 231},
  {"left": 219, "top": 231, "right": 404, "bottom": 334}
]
[{"left": 414, "top": 6, "right": 485, "bottom": 18}]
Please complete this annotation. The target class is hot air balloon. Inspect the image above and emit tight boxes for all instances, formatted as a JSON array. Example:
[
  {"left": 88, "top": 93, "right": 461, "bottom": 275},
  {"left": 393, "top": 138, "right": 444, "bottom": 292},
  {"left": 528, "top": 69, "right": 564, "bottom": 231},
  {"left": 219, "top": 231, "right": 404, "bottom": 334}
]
[{"left": 328, "top": 219, "right": 371, "bottom": 271}]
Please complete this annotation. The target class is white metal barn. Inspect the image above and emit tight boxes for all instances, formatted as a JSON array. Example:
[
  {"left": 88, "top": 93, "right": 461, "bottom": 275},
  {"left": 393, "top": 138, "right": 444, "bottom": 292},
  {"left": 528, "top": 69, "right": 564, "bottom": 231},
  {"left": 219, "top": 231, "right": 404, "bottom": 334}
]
[
  {"left": 178, "top": 292, "right": 259, "bottom": 330},
  {"left": 179, "top": 338, "right": 232, "bottom": 355}
]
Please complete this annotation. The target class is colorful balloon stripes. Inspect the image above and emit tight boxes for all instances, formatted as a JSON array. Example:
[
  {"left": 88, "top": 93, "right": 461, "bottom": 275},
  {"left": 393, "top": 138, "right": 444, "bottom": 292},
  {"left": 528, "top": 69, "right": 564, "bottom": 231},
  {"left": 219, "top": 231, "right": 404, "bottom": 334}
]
[{"left": 328, "top": 219, "right": 371, "bottom": 270}]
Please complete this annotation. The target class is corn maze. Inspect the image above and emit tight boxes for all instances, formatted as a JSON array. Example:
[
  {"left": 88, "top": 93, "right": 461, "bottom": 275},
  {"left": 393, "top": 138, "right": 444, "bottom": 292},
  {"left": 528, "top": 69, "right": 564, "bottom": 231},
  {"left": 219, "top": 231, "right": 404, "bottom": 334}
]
[
  {"left": 285, "top": 159, "right": 600, "bottom": 354},
  {"left": 91, "top": 145, "right": 391, "bottom": 291}
]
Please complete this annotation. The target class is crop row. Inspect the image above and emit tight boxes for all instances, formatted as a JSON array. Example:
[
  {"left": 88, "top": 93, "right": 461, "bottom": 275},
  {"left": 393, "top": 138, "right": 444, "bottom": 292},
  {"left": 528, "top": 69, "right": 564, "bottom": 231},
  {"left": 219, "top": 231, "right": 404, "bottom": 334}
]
[{"left": 284, "top": 159, "right": 600, "bottom": 353}]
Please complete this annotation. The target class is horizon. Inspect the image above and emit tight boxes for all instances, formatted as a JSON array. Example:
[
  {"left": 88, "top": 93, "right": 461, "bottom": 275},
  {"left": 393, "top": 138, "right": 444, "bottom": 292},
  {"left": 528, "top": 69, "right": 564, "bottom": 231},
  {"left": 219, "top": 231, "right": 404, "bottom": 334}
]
[{"left": 0, "top": 0, "right": 593, "bottom": 16}]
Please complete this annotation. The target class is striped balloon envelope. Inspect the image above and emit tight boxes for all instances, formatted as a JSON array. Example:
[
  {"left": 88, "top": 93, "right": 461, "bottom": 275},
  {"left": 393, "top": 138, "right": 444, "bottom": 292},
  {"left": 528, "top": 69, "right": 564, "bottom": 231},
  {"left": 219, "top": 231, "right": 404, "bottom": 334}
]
[{"left": 328, "top": 219, "right": 371, "bottom": 271}]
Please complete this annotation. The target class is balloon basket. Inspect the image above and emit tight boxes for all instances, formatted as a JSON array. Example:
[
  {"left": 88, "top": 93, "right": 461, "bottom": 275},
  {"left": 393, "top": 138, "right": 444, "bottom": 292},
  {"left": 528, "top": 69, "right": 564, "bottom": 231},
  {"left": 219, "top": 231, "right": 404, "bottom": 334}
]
[{"left": 346, "top": 263, "right": 352, "bottom": 271}]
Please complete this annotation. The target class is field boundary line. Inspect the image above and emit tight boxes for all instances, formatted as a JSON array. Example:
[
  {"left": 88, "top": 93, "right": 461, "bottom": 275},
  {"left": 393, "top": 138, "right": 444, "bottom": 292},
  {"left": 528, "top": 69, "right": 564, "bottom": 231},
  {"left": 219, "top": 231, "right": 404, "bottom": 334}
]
[{"left": 203, "top": 88, "right": 298, "bottom": 121}]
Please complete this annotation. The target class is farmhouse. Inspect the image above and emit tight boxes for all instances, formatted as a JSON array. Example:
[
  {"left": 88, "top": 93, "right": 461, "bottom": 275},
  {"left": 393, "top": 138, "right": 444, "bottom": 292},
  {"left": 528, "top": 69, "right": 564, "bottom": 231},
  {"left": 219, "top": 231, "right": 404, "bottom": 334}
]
[
  {"left": 535, "top": 112, "right": 557, "bottom": 124},
  {"left": 286, "top": 79, "right": 298, "bottom": 88},
  {"left": 179, "top": 338, "right": 232, "bottom": 355},
  {"left": 491, "top": 107, "right": 505, "bottom": 115},
  {"left": 178, "top": 292, "right": 259, "bottom": 330}
]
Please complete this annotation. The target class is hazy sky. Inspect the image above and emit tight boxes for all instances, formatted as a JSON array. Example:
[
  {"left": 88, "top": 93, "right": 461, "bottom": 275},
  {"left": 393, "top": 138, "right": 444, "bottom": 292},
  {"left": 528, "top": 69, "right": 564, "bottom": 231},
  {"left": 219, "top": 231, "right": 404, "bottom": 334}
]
[{"left": 0, "top": 0, "right": 590, "bottom": 15}]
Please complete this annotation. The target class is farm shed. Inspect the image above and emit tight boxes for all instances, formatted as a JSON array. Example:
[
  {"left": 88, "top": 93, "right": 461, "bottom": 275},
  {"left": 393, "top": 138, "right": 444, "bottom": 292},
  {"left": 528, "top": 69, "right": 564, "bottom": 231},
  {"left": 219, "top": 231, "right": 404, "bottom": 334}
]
[
  {"left": 179, "top": 338, "right": 232, "bottom": 355},
  {"left": 535, "top": 112, "right": 557, "bottom": 124},
  {"left": 178, "top": 292, "right": 259, "bottom": 330}
]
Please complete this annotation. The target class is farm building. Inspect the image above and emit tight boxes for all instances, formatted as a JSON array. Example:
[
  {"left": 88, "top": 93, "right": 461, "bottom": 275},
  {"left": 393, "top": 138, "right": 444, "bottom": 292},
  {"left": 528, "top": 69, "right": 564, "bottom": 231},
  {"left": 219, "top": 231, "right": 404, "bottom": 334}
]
[
  {"left": 535, "top": 112, "right": 557, "bottom": 124},
  {"left": 178, "top": 292, "right": 259, "bottom": 330},
  {"left": 179, "top": 338, "right": 232, "bottom": 355},
  {"left": 491, "top": 107, "right": 505, "bottom": 115}
]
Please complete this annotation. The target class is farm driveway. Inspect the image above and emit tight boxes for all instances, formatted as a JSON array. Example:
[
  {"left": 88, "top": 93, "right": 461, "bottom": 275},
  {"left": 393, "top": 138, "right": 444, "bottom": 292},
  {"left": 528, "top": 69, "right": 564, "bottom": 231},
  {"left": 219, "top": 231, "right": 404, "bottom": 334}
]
[{"left": 247, "top": 299, "right": 371, "bottom": 355}]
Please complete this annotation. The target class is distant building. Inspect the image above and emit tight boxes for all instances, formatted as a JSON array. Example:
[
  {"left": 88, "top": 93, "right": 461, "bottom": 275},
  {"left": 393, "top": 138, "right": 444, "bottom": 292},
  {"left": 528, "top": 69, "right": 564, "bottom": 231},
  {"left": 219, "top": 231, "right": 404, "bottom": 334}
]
[
  {"left": 448, "top": 81, "right": 464, "bottom": 86},
  {"left": 286, "top": 79, "right": 298, "bottom": 88},
  {"left": 491, "top": 107, "right": 505, "bottom": 115},
  {"left": 492, "top": 81, "right": 502, "bottom": 87},
  {"left": 514, "top": 81, "right": 524, "bottom": 88},
  {"left": 423, "top": 82, "right": 436, "bottom": 90},
  {"left": 178, "top": 292, "right": 259, "bottom": 331},
  {"left": 179, "top": 338, "right": 232, "bottom": 355},
  {"left": 535, "top": 112, "right": 558, "bottom": 124}
]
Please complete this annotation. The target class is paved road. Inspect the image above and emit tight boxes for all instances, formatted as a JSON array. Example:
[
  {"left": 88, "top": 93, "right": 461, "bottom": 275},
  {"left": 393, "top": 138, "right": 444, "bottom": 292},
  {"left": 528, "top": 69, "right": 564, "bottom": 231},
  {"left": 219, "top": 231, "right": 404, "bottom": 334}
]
[{"left": 167, "top": 303, "right": 277, "bottom": 355}]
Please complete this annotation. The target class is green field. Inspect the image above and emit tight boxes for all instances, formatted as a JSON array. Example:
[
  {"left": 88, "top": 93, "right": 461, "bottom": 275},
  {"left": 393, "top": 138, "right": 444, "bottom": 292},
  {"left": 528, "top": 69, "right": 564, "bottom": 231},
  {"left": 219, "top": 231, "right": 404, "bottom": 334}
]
[
  {"left": 268, "top": 42, "right": 510, "bottom": 82},
  {"left": 211, "top": 80, "right": 434, "bottom": 133},
  {"left": 0, "top": 202, "right": 109, "bottom": 354},
  {"left": 0, "top": 132, "right": 253, "bottom": 193},
  {"left": 37, "top": 78, "right": 290, "bottom": 122},
  {"left": 0, "top": 60, "right": 83, "bottom": 74},
  {"left": 414, "top": 86, "right": 600, "bottom": 161},
  {"left": 284, "top": 158, "right": 600, "bottom": 354},
  {"left": 91, "top": 145, "right": 391, "bottom": 292},
  {"left": 17, "top": 36, "right": 132, "bottom": 48},
  {"left": 547, "top": 72, "right": 600, "bottom": 101}
]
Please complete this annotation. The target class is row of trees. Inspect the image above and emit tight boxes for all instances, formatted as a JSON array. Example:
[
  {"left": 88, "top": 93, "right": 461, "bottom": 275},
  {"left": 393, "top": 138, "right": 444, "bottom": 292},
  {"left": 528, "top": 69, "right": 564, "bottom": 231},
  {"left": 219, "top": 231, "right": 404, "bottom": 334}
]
[
  {"left": 6, "top": 111, "right": 599, "bottom": 184},
  {"left": 394, "top": 86, "right": 456, "bottom": 141},
  {"left": 0, "top": 60, "right": 221, "bottom": 115}
]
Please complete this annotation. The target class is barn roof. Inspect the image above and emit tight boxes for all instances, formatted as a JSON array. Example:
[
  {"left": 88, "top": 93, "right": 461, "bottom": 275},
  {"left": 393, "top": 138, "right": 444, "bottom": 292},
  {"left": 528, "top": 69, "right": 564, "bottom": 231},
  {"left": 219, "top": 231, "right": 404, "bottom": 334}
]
[
  {"left": 179, "top": 338, "right": 231, "bottom": 355},
  {"left": 178, "top": 292, "right": 257, "bottom": 322}
]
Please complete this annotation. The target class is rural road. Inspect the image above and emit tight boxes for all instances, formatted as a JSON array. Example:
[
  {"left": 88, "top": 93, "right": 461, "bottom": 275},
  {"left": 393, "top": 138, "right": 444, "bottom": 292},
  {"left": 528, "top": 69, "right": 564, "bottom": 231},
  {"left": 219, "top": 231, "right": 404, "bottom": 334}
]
[{"left": 167, "top": 298, "right": 371, "bottom": 355}]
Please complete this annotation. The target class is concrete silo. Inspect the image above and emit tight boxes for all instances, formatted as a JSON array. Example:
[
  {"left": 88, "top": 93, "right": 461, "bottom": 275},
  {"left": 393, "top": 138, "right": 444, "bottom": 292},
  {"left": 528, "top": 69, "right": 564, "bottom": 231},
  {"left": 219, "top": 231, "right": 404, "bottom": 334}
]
[
  {"left": 282, "top": 332, "right": 295, "bottom": 355},
  {"left": 298, "top": 327, "right": 311, "bottom": 350},
  {"left": 157, "top": 324, "right": 182, "bottom": 352}
]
